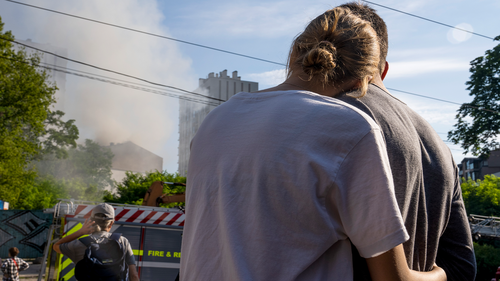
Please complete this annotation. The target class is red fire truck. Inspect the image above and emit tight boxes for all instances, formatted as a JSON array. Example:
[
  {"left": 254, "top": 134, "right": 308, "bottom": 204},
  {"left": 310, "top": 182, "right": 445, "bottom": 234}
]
[{"left": 41, "top": 198, "right": 184, "bottom": 281}]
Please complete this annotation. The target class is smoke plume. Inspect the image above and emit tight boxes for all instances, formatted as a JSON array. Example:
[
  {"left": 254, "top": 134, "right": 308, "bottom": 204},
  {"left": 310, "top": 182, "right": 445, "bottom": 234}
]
[{"left": 0, "top": 0, "right": 197, "bottom": 172}]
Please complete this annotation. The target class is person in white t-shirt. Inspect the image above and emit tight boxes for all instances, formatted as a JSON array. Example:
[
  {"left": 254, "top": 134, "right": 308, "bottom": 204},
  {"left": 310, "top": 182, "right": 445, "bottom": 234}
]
[{"left": 180, "top": 7, "right": 447, "bottom": 281}]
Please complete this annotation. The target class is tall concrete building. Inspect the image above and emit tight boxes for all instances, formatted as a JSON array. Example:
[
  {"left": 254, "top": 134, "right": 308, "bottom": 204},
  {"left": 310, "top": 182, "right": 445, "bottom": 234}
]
[{"left": 178, "top": 70, "right": 258, "bottom": 176}]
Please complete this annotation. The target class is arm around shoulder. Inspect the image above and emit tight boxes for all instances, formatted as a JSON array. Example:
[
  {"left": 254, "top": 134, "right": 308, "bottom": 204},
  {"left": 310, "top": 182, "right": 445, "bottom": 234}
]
[{"left": 367, "top": 244, "right": 447, "bottom": 281}]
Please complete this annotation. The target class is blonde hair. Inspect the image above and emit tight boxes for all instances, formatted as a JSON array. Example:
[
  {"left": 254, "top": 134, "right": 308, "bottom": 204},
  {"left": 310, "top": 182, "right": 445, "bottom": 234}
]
[
  {"left": 287, "top": 7, "right": 380, "bottom": 98},
  {"left": 92, "top": 213, "right": 113, "bottom": 232}
]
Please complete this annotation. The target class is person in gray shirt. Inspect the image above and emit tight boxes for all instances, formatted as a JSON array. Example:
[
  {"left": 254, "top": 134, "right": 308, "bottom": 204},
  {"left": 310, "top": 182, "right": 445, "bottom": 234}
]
[
  {"left": 337, "top": 2, "right": 476, "bottom": 280},
  {"left": 53, "top": 203, "right": 139, "bottom": 281}
]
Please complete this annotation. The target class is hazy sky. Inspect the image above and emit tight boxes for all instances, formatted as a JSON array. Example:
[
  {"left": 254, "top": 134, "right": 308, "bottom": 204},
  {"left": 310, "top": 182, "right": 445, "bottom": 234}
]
[{"left": 1, "top": 0, "right": 499, "bottom": 172}]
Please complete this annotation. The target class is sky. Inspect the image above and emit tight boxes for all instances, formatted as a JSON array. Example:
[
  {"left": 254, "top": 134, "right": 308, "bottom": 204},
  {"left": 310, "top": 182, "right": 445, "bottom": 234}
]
[{"left": 0, "top": 0, "right": 499, "bottom": 173}]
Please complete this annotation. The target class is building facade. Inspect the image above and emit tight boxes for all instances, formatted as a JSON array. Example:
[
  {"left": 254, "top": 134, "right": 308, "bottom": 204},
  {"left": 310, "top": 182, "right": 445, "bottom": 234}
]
[
  {"left": 458, "top": 150, "right": 500, "bottom": 181},
  {"left": 104, "top": 141, "right": 163, "bottom": 183},
  {"left": 178, "top": 70, "right": 258, "bottom": 176}
]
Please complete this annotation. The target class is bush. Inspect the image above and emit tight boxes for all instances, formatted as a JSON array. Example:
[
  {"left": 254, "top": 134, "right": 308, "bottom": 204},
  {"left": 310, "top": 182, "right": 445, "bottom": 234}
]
[{"left": 103, "top": 170, "right": 186, "bottom": 207}]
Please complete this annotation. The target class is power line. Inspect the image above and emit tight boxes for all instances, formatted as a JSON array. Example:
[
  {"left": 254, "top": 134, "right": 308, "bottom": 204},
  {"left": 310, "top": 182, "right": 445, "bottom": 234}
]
[
  {"left": 4, "top": 31, "right": 497, "bottom": 114},
  {"left": 5, "top": 36, "right": 499, "bottom": 114},
  {"left": 4, "top": 0, "right": 286, "bottom": 67},
  {"left": 3, "top": 37, "right": 226, "bottom": 103},
  {"left": 37, "top": 62, "right": 500, "bottom": 116},
  {"left": 387, "top": 88, "right": 500, "bottom": 115},
  {"left": 42, "top": 65, "right": 221, "bottom": 107},
  {"left": 362, "top": 0, "right": 496, "bottom": 40},
  {"left": 38, "top": 62, "right": 221, "bottom": 107},
  {"left": 0, "top": 54, "right": 221, "bottom": 107}
]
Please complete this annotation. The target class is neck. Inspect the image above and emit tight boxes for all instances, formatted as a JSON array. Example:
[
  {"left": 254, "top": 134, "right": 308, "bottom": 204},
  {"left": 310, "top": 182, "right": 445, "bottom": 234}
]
[{"left": 370, "top": 73, "right": 389, "bottom": 92}]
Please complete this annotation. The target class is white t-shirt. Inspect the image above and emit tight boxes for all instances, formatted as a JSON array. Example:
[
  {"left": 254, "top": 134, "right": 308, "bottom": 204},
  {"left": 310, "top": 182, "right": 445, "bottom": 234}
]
[{"left": 180, "top": 90, "right": 409, "bottom": 281}]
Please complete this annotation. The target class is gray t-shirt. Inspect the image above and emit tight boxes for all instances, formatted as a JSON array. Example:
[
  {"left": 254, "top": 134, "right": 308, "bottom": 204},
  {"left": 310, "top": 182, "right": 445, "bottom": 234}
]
[
  {"left": 181, "top": 90, "right": 409, "bottom": 280},
  {"left": 338, "top": 84, "right": 476, "bottom": 280},
  {"left": 59, "top": 231, "right": 135, "bottom": 266}
]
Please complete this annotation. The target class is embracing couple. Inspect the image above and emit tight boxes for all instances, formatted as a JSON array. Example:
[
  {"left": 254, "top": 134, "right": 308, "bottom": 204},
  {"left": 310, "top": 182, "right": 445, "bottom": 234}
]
[{"left": 180, "top": 2, "right": 476, "bottom": 281}]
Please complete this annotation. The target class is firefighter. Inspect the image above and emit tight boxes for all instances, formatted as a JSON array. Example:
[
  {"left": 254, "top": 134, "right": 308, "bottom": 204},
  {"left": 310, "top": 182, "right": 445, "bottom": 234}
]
[{"left": 53, "top": 203, "right": 139, "bottom": 281}]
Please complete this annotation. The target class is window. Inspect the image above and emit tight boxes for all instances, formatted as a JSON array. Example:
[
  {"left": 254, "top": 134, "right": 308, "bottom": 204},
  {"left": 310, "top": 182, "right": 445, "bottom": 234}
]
[
  {"left": 483, "top": 160, "right": 488, "bottom": 167},
  {"left": 467, "top": 161, "right": 474, "bottom": 170}
]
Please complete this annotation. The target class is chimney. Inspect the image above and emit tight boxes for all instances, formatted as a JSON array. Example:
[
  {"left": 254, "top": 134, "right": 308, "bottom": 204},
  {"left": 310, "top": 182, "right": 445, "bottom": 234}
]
[{"left": 232, "top": 71, "right": 239, "bottom": 79}]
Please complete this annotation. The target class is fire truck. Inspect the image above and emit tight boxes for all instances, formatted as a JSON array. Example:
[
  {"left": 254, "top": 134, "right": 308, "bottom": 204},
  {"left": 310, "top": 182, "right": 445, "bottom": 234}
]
[{"left": 40, "top": 186, "right": 185, "bottom": 281}]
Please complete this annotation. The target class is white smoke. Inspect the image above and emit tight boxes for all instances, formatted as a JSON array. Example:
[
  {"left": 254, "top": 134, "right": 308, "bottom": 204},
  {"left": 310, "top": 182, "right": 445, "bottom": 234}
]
[{"left": 1, "top": 0, "right": 198, "bottom": 173}]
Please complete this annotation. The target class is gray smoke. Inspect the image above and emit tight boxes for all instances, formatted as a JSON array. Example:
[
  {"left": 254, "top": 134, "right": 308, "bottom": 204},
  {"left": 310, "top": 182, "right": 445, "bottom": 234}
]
[{"left": 0, "top": 0, "right": 197, "bottom": 172}]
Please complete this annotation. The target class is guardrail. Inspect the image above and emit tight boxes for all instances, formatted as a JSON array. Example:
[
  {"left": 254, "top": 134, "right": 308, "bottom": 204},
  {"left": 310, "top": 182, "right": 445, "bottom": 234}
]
[{"left": 469, "top": 214, "right": 500, "bottom": 241}]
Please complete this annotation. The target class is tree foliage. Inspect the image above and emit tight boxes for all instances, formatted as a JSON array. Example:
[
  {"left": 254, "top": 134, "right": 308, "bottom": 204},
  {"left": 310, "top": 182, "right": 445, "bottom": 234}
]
[
  {"left": 37, "top": 110, "right": 79, "bottom": 159},
  {"left": 461, "top": 175, "right": 500, "bottom": 216},
  {"left": 473, "top": 242, "right": 500, "bottom": 281},
  {"left": 36, "top": 139, "right": 114, "bottom": 193},
  {"left": 462, "top": 177, "right": 500, "bottom": 280},
  {"left": 0, "top": 18, "right": 54, "bottom": 204},
  {"left": 448, "top": 36, "right": 500, "bottom": 158},
  {"left": 104, "top": 170, "right": 186, "bottom": 207},
  {"left": 11, "top": 175, "right": 102, "bottom": 210},
  {"left": 0, "top": 16, "right": 80, "bottom": 207}
]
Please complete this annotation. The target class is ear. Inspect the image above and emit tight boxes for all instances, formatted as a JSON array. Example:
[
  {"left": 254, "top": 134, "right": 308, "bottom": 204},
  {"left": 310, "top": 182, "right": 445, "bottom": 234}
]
[
  {"left": 108, "top": 220, "right": 114, "bottom": 231},
  {"left": 381, "top": 61, "right": 389, "bottom": 81}
]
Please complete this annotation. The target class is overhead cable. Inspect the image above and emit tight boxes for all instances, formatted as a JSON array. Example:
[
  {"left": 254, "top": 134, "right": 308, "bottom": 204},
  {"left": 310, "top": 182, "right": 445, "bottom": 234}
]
[
  {"left": 2, "top": 37, "right": 225, "bottom": 103},
  {"left": 38, "top": 62, "right": 220, "bottom": 107},
  {"left": 7, "top": 0, "right": 494, "bottom": 44},
  {"left": 3, "top": 35, "right": 497, "bottom": 114},
  {"left": 387, "top": 88, "right": 500, "bottom": 114},
  {"left": 4, "top": 0, "right": 286, "bottom": 66},
  {"left": 0, "top": 54, "right": 221, "bottom": 107},
  {"left": 362, "top": 0, "right": 495, "bottom": 40}
]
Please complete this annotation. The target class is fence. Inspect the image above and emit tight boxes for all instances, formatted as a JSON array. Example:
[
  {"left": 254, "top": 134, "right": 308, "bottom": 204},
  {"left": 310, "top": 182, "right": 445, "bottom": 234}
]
[{"left": 0, "top": 210, "right": 53, "bottom": 259}]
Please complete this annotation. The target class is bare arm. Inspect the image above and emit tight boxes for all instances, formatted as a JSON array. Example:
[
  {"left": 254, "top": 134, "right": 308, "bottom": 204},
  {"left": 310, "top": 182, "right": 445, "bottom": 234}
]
[
  {"left": 129, "top": 265, "right": 139, "bottom": 281},
  {"left": 53, "top": 218, "right": 95, "bottom": 254},
  {"left": 367, "top": 244, "right": 447, "bottom": 281}
]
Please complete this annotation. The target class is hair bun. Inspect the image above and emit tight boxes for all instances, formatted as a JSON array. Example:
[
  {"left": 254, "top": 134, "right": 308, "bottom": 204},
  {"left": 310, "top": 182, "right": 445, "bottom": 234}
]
[
  {"left": 302, "top": 40, "right": 337, "bottom": 76},
  {"left": 317, "top": 41, "right": 337, "bottom": 56}
]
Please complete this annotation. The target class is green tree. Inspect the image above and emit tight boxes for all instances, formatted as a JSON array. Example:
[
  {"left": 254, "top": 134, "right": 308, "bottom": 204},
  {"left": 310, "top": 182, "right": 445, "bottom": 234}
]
[
  {"left": 104, "top": 170, "right": 185, "bottom": 207},
  {"left": 36, "top": 139, "right": 114, "bottom": 194},
  {"left": 0, "top": 16, "right": 80, "bottom": 208},
  {"left": 448, "top": 36, "right": 500, "bottom": 158},
  {"left": 12, "top": 175, "right": 102, "bottom": 210},
  {"left": 37, "top": 110, "right": 79, "bottom": 159},
  {"left": 461, "top": 175, "right": 500, "bottom": 216},
  {"left": 0, "top": 18, "right": 54, "bottom": 204},
  {"left": 473, "top": 242, "right": 500, "bottom": 281}
]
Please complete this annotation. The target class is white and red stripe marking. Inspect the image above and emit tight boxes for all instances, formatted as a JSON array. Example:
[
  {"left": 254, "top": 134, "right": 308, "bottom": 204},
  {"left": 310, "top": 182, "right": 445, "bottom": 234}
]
[{"left": 67, "top": 205, "right": 185, "bottom": 226}]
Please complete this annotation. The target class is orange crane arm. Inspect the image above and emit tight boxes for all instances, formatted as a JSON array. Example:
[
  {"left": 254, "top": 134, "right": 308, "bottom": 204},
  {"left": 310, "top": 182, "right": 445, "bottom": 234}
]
[{"left": 142, "top": 181, "right": 186, "bottom": 207}]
